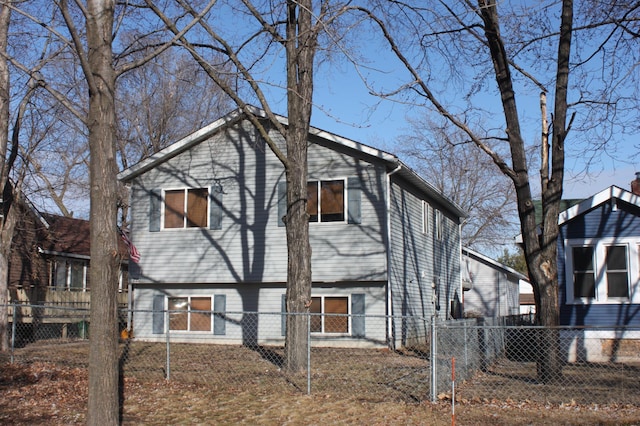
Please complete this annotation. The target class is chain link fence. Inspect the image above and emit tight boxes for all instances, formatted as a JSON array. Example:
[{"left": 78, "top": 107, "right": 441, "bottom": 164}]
[{"left": 3, "top": 304, "right": 640, "bottom": 405}]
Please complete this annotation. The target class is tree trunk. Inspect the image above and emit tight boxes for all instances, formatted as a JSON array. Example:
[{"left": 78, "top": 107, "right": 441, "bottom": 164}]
[
  {"left": 0, "top": 1, "right": 11, "bottom": 353},
  {"left": 283, "top": 0, "right": 316, "bottom": 373},
  {"left": 478, "top": 0, "right": 571, "bottom": 382},
  {"left": 85, "top": 0, "right": 119, "bottom": 424}
]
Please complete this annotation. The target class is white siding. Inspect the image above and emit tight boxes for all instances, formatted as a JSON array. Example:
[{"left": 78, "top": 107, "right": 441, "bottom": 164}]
[{"left": 463, "top": 254, "right": 521, "bottom": 317}]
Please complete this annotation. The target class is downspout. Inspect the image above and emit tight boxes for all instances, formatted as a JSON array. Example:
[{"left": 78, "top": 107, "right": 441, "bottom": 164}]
[
  {"left": 458, "top": 218, "right": 467, "bottom": 317},
  {"left": 386, "top": 164, "right": 402, "bottom": 349}
]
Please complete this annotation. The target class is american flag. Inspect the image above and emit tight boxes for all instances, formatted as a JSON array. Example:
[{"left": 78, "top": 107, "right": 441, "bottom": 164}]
[{"left": 119, "top": 227, "right": 140, "bottom": 263}]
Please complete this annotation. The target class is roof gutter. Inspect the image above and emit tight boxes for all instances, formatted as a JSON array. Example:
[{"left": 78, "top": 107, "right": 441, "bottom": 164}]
[{"left": 386, "top": 163, "right": 402, "bottom": 349}]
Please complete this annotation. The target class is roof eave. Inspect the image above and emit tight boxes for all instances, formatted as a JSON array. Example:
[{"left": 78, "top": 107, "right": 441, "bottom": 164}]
[
  {"left": 393, "top": 160, "right": 468, "bottom": 219},
  {"left": 118, "top": 108, "right": 250, "bottom": 182}
]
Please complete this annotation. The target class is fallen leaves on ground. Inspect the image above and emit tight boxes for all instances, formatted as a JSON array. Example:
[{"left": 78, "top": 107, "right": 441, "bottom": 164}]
[{"left": 2, "top": 362, "right": 640, "bottom": 425}]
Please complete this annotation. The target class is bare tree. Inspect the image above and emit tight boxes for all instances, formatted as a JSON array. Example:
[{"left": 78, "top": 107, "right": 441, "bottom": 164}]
[
  {"left": 144, "top": 0, "right": 345, "bottom": 372},
  {"left": 354, "top": 0, "right": 639, "bottom": 381},
  {"left": 59, "top": 0, "right": 121, "bottom": 422},
  {"left": 116, "top": 48, "right": 232, "bottom": 168},
  {"left": 3, "top": 1, "right": 226, "bottom": 419},
  {"left": 398, "top": 117, "right": 519, "bottom": 254},
  {"left": 0, "top": 1, "right": 58, "bottom": 351},
  {"left": 0, "top": 0, "right": 11, "bottom": 352}
]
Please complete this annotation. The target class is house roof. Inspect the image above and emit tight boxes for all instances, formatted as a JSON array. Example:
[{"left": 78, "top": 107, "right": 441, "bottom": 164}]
[
  {"left": 515, "top": 185, "right": 640, "bottom": 243},
  {"left": 39, "top": 213, "right": 129, "bottom": 260},
  {"left": 118, "top": 106, "right": 467, "bottom": 219},
  {"left": 462, "top": 247, "right": 529, "bottom": 282},
  {"left": 557, "top": 185, "right": 640, "bottom": 226},
  {"left": 520, "top": 293, "right": 535, "bottom": 305},
  {"left": 41, "top": 214, "right": 91, "bottom": 257}
]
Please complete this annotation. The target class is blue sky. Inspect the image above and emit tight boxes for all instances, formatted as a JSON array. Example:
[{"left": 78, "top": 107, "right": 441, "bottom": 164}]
[
  {"left": 223, "top": 0, "right": 639, "bottom": 202},
  {"left": 303, "top": 65, "right": 638, "bottom": 201}
]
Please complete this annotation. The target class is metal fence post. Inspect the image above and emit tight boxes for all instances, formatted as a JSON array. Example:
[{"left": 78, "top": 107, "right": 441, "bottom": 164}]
[
  {"left": 307, "top": 311, "right": 311, "bottom": 395},
  {"left": 431, "top": 318, "right": 437, "bottom": 402},
  {"left": 10, "top": 303, "right": 16, "bottom": 364},
  {"left": 165, "top": 309, "right": 170, "bottom": 381}
]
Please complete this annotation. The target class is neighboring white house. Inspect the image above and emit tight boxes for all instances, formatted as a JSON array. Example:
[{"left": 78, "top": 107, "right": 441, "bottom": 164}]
[{"left": 462, "top": 247, "right": 527, "bottom": 318}]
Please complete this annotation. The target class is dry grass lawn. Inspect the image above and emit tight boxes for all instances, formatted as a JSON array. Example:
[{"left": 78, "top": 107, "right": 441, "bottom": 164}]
[{"left": 1, "top": 340, "right": 639, "bottom": 425}]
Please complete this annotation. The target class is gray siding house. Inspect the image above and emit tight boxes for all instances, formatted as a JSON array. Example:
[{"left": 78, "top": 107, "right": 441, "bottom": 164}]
[{"left": 118, "top": 108, "right": 466, "bottom": 349}]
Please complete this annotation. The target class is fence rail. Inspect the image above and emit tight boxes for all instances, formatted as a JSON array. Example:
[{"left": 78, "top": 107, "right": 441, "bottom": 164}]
[{"left": 3, "top": 304, "right": 640, "bottom": 405}]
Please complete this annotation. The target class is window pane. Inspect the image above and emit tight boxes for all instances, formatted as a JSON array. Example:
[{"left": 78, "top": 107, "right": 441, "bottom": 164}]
[
  {"left": 574, "top": 273, "right": 595, "bottom": 298},
  {"left": 573, "top": 247, "right": 594, "bottom": 271},
  {"left": 69, "top": 262, "right": 84, "bottom": 291},
  {"left": 320, "top": 180, "right": 344, "bottom": 222},
  {"left": 606, "top": 246, "right": 627, "bottom": 270},
  {"left": 307, "top": 182, "right": 318, "bottom": 222},
  {"left": 606, "top": 246, "right": 628, "bottom": 298},
  {"left": 168, "top": 297, "right": 188, "bottom": 330},
  {"left": 608, "top": 272, "right": 629, "bottom": 297},
  {"left": 190, "top": 297, "right": 212, "bottom": 331},
  {"left": 187, "top": 188, "right": 209, "bottom": 228},
  {"left": 55, "top": 261, "right": 67, "bottom": 289},
  {"left": 572, "top": 247, "right": 595, "bottom": 298},
  {"left": 310, "top": 297, "right": 322, "bottom": 332},
  {"left": 165, "top": 190, "right": 185, "bottom": 228},
  {"left": 324, "top": 297, "right": 348, "bottom": 333}
]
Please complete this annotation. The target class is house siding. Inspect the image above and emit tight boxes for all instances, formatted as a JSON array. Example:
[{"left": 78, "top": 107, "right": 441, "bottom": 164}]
[
  {"left": 132, "top": 282, "right": 387, "bottom": 347},
  {"left": 463, "top": 255, "right": 520, "bottom": 317},
  {"left": 122, "top": 112, "right": 464, "bottom": 348},
  {"left": 388, "top": 178, "right": 461, "bottom": 347},
  {"left": 559, "top": 199, "right": 640, "bottom": 326},
  {"left": 129, "top": 121, "right": 388, "bottom": 285}
]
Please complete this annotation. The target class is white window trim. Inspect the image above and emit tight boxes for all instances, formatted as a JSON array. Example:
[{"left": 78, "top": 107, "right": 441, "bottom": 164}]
[
  {"left": 53, "top": 259, "right": 89, "bottom": 292},
  {"left": 310, "top": 294, "right": 351, "bottom": 335},
  {"left": 422, "top": 200, "right": 430, "bottom": 235},
  {"left": 161, "top": 186, "right": 210, "bottom": 230},
  {"left": 435, "top": 209, "right": 443, "bottom": 241},
  {"left": 308, "top": 178, "right": 347, "bottom": 225},
  {"left": 565, "top": 237, "right": 639, "bottom": 305},
  {"left": 167, "top": 295, "right": 213, "bottom": 333}
]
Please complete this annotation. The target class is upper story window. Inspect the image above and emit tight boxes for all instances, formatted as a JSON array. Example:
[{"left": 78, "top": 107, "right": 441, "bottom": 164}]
[
  {"left": 566, "top": 238, "right": 637, "bottom": 304},
  {"left": 164, "top": 188, "right": 209, "bottom": 228},
  {"left": 422, "top": 201, "right": 430, "bottom": 234},
  {"left": 149, "top": 183, "right": 223, "bottom": 232},
  {"left": 277, "top": 177, "right": 361, "bottom": 227},
  {"left": 435, "top": 209, "right": 443, "bottom": 241},
  {"left": 307, "top": 180, "right": 345, "bottom": 223}
]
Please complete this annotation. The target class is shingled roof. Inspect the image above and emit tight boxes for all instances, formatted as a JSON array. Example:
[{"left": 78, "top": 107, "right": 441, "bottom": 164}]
[{"left": 40, "top": 213, "right": 129, "bottom": 259}]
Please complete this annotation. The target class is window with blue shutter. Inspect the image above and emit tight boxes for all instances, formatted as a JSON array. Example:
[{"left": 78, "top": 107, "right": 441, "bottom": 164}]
[{"left": 302, "top": 177, "right": 362, "bottom": 224}]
